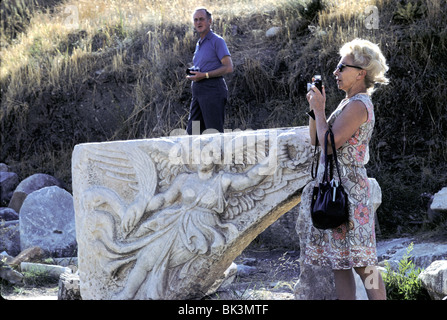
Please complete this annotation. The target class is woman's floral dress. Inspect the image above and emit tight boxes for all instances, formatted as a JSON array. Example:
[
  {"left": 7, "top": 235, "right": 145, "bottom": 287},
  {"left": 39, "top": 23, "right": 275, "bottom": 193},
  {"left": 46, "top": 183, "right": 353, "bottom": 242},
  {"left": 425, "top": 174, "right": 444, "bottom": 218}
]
[{"left": 300, "top": 93, "right": 378, "bottom": 270}]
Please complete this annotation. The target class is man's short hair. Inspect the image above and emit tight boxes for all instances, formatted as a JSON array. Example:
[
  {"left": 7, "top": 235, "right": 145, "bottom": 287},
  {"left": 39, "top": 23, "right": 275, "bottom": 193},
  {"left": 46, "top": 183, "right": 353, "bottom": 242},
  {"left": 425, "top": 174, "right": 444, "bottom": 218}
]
[{"left": 193, "top": 7, "right": 212, "bottom": 20}]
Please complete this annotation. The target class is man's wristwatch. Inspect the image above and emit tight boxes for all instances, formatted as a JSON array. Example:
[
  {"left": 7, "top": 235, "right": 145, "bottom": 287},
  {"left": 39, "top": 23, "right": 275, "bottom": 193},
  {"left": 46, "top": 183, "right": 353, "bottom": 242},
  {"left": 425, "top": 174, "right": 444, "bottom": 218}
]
[{"left": 206, "top": 72, "right": 209, "bottom": 79}]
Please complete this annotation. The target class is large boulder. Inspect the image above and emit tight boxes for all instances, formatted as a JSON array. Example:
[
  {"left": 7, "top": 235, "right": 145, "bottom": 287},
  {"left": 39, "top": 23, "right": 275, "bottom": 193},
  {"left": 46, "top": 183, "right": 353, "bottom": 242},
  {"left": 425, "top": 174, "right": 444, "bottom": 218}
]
[
  {"left": 418, "top": 260, "right": 447, "bottom": 300},
  {"left": 72, "top": 126, "right": 314, "bottom": 299},
  {"left": 8, "top": 173, "right": 66, "bottom": 213},
  {"left": 19, "top": 186, "right": 76, "bottom": 257}
]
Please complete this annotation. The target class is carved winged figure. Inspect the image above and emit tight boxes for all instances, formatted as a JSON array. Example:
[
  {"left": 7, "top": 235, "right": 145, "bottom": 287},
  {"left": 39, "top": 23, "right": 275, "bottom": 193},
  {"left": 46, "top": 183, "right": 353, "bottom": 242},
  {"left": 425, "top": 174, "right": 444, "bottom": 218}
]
[{"left": 81, "top": 138, "right": 288, "bottom": 299}]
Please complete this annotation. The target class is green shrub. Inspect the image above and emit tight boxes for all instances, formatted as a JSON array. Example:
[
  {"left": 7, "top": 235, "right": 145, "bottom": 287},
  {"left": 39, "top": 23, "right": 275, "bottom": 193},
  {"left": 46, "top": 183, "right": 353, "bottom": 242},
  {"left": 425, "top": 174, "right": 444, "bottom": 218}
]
[{"left": 382, "top": 243, "right": 430, "bottom": 300}]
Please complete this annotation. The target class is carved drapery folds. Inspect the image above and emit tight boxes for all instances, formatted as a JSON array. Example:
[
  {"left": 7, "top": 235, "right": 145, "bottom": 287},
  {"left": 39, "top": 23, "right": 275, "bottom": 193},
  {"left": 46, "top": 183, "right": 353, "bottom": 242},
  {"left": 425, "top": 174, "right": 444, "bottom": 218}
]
[{"left": 72, "top": 127, "right": 313, "bottom": 299}]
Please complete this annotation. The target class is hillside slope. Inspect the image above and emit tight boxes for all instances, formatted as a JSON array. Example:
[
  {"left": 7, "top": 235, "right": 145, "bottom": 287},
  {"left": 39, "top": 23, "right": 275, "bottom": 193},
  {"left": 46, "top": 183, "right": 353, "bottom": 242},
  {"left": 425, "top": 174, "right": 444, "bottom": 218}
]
[{"left": 1, "top": 0, "right": 446, "bottom": 235}]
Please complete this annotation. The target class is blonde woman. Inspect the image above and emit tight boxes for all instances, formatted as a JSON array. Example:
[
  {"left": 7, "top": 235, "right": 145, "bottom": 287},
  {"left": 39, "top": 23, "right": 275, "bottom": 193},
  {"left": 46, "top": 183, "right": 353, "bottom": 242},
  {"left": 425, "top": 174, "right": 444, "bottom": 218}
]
[{"left": 303, "top": 38, "right": 389, "bottom": 300}]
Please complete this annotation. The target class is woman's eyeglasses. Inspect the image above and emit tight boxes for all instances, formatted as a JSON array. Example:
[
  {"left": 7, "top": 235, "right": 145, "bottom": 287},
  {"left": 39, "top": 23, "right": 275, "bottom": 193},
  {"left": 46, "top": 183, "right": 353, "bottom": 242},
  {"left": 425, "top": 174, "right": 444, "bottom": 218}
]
[{"left": 336, "top": 63, "right": 363, "bottom": 72}]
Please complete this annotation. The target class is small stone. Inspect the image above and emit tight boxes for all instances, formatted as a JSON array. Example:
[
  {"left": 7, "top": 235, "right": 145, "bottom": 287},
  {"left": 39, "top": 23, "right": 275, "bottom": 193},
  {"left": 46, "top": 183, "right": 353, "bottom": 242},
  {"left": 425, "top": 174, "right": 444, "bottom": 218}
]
[
  {"left": 58, "top": 271, "right": 82, "bottom": 300},
  {"left": 266, "top": 27, "right": 281, "bottom": 38}
]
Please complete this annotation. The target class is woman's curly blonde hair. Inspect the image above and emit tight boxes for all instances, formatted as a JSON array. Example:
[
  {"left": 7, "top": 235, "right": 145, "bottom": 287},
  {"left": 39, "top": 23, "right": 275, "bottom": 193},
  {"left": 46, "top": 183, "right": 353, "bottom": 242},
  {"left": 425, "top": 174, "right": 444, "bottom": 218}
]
[{"left": 340, "top": 38, "right": 389, "bottom": 94}]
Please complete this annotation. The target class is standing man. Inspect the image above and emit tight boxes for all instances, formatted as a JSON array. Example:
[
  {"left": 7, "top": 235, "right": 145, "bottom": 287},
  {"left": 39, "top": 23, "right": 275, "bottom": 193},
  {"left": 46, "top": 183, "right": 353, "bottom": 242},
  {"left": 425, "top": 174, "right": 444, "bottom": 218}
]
[{"left": 186, "top": 7, "right": 234, "bottom": 135}]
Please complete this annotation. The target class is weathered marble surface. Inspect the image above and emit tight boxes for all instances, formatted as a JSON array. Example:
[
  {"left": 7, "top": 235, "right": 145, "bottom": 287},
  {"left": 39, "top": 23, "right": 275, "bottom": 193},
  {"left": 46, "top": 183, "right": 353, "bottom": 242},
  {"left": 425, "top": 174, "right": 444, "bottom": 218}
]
[{"left": 72, "top": 127, "right": 313, "bottom": 300}]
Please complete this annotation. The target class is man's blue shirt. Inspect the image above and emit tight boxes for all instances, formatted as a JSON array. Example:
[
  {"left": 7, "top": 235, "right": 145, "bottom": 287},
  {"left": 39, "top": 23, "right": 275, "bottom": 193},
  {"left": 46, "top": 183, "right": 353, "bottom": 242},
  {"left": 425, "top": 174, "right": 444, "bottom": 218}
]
[{"left": 192, "top": 30, "right": 231, "bottom": 73}]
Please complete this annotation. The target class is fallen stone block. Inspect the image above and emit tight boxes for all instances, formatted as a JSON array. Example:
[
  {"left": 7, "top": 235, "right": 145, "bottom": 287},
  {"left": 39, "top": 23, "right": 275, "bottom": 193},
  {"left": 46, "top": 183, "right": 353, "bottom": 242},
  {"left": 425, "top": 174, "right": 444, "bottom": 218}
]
[
  {"left": 20, "top": 262, "right": 71, "bottom": 278},
  {"left": 72, "top": 127, "right": 313, "bottom": 299}
]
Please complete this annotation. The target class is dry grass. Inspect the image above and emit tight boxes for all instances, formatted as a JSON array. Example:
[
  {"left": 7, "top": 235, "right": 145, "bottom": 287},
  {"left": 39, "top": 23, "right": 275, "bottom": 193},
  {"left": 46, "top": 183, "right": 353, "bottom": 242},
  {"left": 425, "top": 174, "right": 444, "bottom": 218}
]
[{"left": 1, "top": 0, "right": 446, "bottom": 235}]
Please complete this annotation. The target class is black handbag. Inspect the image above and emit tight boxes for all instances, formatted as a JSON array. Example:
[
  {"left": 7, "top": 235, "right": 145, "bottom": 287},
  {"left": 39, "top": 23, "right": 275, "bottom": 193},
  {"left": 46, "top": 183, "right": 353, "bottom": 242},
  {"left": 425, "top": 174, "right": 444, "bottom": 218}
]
[{"left": 310, "top": 128, "right": 349, "bottom": 229}]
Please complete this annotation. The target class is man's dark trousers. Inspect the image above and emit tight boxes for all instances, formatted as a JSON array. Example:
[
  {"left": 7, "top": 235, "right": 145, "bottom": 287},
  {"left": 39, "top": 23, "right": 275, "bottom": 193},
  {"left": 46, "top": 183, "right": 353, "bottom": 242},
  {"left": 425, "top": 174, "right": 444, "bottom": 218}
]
[{"left": 186, "top": 77, "right": 228, "bottom": 135}]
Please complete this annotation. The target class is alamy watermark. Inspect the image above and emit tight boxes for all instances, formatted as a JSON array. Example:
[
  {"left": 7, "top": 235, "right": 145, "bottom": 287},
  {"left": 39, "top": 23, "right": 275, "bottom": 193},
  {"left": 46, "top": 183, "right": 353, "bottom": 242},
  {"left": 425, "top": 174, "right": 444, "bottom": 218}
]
[
  {"left": 64, "top": 5, "right": 79, "bottom": 30},
  {"left": 364, "top": 5, "right": 379, "bottom": 30},
  {"left": 168, "top": 121, "right": 279, "bottom": 176},
  {"left": 363, "top": 266, "right": 382, "bottom": 290}
]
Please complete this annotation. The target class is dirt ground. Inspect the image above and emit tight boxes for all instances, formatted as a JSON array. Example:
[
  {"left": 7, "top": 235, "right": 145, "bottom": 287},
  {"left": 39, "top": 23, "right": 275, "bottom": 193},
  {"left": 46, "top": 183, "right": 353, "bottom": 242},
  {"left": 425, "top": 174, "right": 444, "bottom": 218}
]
[{"left": 1, "top": 248, "right": 301, "bottom": 301}]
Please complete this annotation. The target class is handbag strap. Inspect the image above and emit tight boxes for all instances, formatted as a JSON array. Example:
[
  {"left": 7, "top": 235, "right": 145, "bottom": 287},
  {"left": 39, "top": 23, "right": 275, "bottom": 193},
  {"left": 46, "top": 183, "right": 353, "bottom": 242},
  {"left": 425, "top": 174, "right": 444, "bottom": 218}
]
[
  {"left": 322, "top": 128, "right": 343, "bottom": 185},
  {"left": 322, "top": 130, "right": 331, "bottom": 183},
  {"left": 311, "top": 132, "right": 319, "bottom": 179}
]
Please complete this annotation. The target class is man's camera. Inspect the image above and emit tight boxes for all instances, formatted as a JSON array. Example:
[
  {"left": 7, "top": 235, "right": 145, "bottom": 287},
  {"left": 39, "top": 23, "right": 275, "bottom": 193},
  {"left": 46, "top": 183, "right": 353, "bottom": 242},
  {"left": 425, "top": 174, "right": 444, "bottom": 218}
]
[{"left": 186, "top": 66, "right": 200, "bottom": 75}]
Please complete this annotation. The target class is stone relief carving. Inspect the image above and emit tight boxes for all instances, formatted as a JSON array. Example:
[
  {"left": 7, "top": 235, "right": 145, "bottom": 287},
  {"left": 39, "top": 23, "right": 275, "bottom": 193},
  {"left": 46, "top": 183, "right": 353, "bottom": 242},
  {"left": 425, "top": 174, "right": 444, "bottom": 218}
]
[{"left": 72, "top": 127, "right": 313, "bottom": 299}]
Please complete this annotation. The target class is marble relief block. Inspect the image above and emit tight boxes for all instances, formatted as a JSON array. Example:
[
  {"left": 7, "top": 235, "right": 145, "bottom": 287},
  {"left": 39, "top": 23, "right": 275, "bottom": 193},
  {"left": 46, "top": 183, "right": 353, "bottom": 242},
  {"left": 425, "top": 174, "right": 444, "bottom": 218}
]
[{"left": 72, "top": 127, "right": 313, "bottom": 299}]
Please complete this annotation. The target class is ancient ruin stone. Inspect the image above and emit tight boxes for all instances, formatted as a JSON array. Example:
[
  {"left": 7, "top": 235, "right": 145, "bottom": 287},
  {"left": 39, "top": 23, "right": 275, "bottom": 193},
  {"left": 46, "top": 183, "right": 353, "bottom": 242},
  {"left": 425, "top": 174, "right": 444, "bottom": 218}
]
[{"left": 72, "top": 127, "right": 313, "bottom": 299}]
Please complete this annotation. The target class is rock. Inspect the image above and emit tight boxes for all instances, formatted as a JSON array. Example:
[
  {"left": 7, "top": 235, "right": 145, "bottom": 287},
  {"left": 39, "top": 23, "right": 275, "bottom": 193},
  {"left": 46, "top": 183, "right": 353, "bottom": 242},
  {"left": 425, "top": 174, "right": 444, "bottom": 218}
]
[
  {"left": 0, "top": 207, "right": 19, "bottom": 221},
  {"left": 20, "top": 262, "right": 71, "bottom": 278},
  {"left": 1, "top": 251, "right": 13, "bottom": 264},
  {"left": 72, "top": 126, "right": 314, "bottom": 299},
  {"left": 237, "top": 264, "right": 257, "bottom": 276},
  {"left": 0, "top": 171, "right": 19, "bottom": 206},
  {"left": 19, "top": 186, "right": 77, "bottom": 257},
  {"left": 0, "top": 220, "right": 20, "bottom": 256},
  {"left": 0, "top": 163, "right": 9, "bottom": 172},
  {"left": 293, "top": 264, "right": 336, "bottom": 300},
  {"left": 293, "top": 260, "right": 372, "bottom": 300},
  {"left": 8, "top": 173, "right": 66, "bottom": 213},
  {"left": 377, "top": 237, "right": 447, "bottom": 270},
  {"left": 9, "top": 246, "right": 46, "bottom": 268},
  {"left": 418, "top": 260, "right": 447, "bottom": 300},
  {"left": 240, "top": 257, "right": 256, "bottom": 266},
  {"left": 266, "top": 26, "right": 281, "bottom": 38},
  {"left": 0, "top": 259, "right": 24, "bottom": 285},
  {"left": 58, "top": 271, "right": 82, "bottom": 300},
  {"left": 431, "top": 187, "right": 447, "bottom": 213}
]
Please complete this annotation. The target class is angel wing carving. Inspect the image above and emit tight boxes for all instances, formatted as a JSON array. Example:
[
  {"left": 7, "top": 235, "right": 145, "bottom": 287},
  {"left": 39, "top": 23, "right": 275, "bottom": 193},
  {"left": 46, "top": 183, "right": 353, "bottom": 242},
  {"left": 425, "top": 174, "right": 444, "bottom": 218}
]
[
  {"left": 83, "top": 143, "right": 158, "bottom": 223},
  {"left": 222, "top": 137, "right": 289, "bottom": 220}
]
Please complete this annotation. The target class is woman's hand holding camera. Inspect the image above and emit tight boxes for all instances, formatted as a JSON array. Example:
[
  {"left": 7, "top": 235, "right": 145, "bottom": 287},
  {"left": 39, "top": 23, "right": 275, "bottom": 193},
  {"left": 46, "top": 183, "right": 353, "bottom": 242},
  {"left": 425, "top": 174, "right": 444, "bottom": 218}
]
[{"left": 307, "top": 84, "right": 326, "bottom": 118}]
